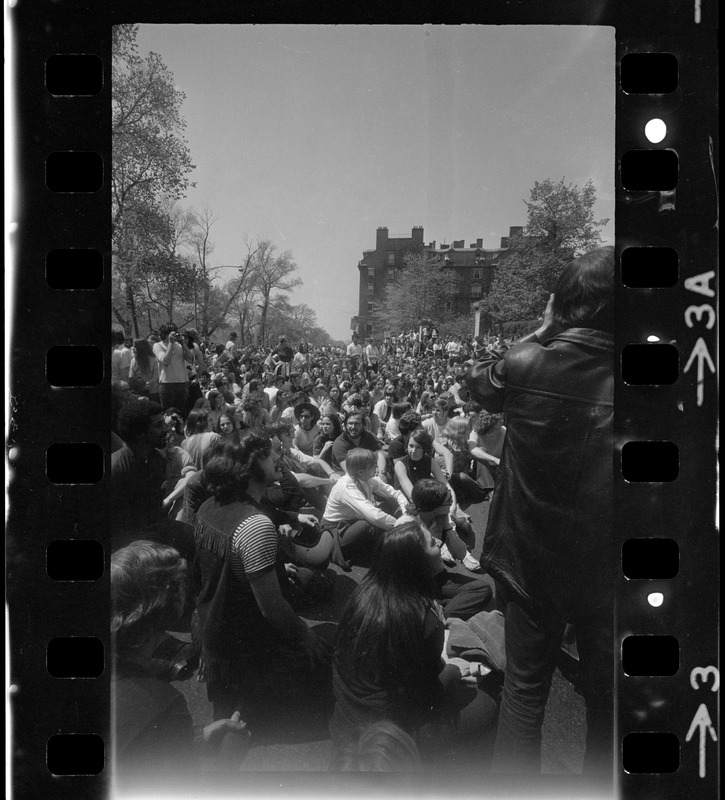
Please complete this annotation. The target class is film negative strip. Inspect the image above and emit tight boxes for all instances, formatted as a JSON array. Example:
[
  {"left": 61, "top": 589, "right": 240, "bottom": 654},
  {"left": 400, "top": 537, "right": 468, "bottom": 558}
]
[{"left": 6, "top": 2, "right": 718, "bottom": 799}]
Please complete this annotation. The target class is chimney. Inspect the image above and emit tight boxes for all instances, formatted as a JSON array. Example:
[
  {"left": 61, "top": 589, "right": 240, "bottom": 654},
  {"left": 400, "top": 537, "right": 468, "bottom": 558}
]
[
  {"left": 376, "top": 227, "right": 389, "bottom": 249},
  {"left": 411, "top": 226, "right": 424, "bottom": 244},
  {"left": 477, "top": 238, "right": 483, "bottom": 248}
]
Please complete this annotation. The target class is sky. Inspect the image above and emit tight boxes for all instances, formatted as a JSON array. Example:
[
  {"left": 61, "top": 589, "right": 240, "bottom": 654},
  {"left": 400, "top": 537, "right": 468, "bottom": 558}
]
[{"left": 136, "top": 25, "right": 615, "bottom": 341}]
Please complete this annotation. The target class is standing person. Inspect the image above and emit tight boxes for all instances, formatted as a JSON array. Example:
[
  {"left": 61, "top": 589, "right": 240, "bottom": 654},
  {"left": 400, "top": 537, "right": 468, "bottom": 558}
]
[
  {"left": 129, "top": 338, "right": 160, "bottom": 404},
  {"left": 445, "top": 336, "right": 462, "bottom": 369},
  {"left": 364, "top": 338, "right": 380, "bottom": 373},
  {"left": 112, "top": 330, "right": 132, "bottom": 383},
  {"left": 346, "top": 333, "right": 364, "bottom": 374},
  {"left": 225, "top": 331, "right": 239, "bottom": 357},
  {"left": 154, "top": 323, "right": 193, "bottom": 413},
  {"left": 271, "top": 335, "right": 294, "bottom": 377},
  {"left": 465, "top": 246, "right": 615, "bottom": 780},
  {"left": 193, "top": 431, "right": 331, "bottom": 734}
]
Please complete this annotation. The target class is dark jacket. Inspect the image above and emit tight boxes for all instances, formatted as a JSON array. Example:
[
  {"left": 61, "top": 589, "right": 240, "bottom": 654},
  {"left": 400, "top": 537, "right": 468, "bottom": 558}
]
[{"left": 465, "top": 328, "right": 614, "bottom": 615}]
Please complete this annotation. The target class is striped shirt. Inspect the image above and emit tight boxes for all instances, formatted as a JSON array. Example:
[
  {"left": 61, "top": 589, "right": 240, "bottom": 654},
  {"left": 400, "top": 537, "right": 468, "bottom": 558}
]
[{"left": 229, "top": 513, "right": 278, "bottom": 587}]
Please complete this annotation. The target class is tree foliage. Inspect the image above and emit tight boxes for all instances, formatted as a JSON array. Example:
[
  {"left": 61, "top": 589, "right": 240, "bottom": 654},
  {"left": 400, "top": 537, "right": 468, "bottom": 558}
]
[
  {"left": 372, "top": 253, "right": 460, "bottom": 336},
  {"left": 111, "top": 24, "right": 196, "bottom": 336},
  {"left": 481, "top": 178, "right": 609, "bottom": 332}
]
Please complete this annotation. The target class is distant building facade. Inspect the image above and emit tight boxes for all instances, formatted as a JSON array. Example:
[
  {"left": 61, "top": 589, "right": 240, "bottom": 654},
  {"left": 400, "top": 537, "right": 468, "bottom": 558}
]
[{"left": 355, "top": 225, "right": 522, "bottom": 337}]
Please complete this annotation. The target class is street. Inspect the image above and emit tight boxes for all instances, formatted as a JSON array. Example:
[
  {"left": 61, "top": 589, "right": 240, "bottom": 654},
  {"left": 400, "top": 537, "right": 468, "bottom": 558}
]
[{"left": 173, "top": 498, "right": 587, "bottom": 776}]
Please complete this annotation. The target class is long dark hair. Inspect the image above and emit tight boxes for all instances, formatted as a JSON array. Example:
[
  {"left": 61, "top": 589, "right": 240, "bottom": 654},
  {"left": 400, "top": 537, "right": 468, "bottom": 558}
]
[
  {"left": 133, "top": 338, "right": 154, "bottom": 375},
  {"left": 334, "top": 522, "right": 436, "bottom": 687}
]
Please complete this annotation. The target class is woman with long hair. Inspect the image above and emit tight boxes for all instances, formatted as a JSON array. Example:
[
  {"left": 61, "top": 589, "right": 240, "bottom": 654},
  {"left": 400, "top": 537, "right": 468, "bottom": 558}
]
[
  {"left": 216, "top": 412, "right": 241, "bottom": 439},
  {"left": 313, "top": 413, "right": 343, "bottom": 466},
  {"left": 440, "top": 417, "right": 488, "bottom": 510},
  {"left": 393, "top": 431, "right": 480, "bottom": 572},
  {"left": 468, "top": 410, "right": 506, "bottom": 497},
  {"left": 205, "top": 389, "right": 227, "bottom": 433},
  {"left": 269, "top": 383, "right": 294, "bottom": 423},
  {"left": 181, "top": 409, "right": 221, "bottom": 470},
  {"left": 330, "top": 521, "right": 497, "bottom": 762},
  {"left": 326, "top": 384, "right": 342, "bottom": 412},
  {"left": 129, "top": 338, "right": 161, "bottom": 404}
]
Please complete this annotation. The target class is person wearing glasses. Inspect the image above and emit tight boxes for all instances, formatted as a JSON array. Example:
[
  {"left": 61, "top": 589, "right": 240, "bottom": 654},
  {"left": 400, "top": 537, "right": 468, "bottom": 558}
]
[
  {"left": 331, "top": 411, "right": 387, "bottom": 479},
  {"left": 292, "top": 402, "right": 321, "bottom": 457}
]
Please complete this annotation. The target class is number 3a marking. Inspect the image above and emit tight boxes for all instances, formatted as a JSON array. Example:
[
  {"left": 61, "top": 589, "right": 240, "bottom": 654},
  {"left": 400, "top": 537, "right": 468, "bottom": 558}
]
[{"left": 690, "top": 666, "right": 720, "bottom": 692}]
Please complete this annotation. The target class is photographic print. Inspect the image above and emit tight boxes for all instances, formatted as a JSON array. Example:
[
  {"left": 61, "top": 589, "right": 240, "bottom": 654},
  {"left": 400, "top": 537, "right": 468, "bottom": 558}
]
[{"left": 5, "top": 4, "right": 717, "bottom": 800}]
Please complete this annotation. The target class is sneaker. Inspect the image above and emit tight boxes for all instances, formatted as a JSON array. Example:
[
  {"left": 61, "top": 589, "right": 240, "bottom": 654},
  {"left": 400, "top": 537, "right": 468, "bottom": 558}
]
[
  {"left": 440, "top": 543, "right": 456, "bottom": 566},
  {"left": 462, "top": 553, "right": 482, "bottom": 572}
]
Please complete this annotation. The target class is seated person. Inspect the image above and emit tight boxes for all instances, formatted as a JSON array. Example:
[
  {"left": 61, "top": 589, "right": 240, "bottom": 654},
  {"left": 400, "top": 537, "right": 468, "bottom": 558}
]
[
  {"left": 468, "top": 410, "right": 506, "bottom": 497},
  {"left": 313, "top": 412, "right": 343, "bottom": 467},
  {"left": 112, "top": 540, "right": 250, "bottom": 785},
  {"left": 403, "top": 480, "right": 493, "bottom": 614},
  {"left": 193, "top": 431, "right": 332, "bottom": 739},
  {"left": 292, "top": 401, "right": 321, "bottom": 456},
  {"left": 331, "top": 411, "right": 387, "bottom": 478},
  {"left": 387, "top": 411, "right": 454, "bottom": 481},
  {"left": 321, "top": 448, "right": 407, "bottom": 565},
  {"left": 330, "top": 521, "right": 498, "bottom": 767}
]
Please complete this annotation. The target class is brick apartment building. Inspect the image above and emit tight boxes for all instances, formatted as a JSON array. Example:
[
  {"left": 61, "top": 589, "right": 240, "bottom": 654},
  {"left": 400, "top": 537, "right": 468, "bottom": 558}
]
[{"left": 354, "top": 225, "right": 522, "bottom": 337}]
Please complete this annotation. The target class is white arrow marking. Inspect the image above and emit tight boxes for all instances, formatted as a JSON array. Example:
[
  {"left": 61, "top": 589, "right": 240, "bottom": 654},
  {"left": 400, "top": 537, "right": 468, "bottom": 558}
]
[
  {"left": 683, "top": 338, "right": 716, "bottom": 406},
  {"left": 685, "top": 703, "right": 717, "bottom": 778}
]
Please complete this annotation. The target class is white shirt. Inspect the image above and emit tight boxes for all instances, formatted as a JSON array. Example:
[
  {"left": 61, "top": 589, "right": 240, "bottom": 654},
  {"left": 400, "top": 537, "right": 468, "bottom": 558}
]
[{"left": 322, "top": 476, "right": 407, "bottom": 529}]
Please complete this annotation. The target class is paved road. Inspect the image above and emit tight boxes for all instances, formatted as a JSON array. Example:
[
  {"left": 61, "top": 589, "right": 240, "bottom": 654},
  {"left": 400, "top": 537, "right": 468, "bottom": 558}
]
[{"left": 174, "top": 498, "right": 587, "bottom": 776}]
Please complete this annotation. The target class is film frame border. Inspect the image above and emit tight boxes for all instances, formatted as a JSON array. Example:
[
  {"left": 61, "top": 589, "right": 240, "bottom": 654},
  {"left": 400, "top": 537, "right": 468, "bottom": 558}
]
[{"left": 6, "top": 1, "right": 718, "bottom": 798}]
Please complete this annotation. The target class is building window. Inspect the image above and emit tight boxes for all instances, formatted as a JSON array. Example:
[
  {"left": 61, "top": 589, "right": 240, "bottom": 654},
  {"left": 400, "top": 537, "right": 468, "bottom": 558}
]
[
  {"left": 366, "top": 323, "right": 373, "bottom": 334},
  {"left": 472, "top": 268, "right": 482, "bottom": 279},
  {"left": 387, "top": 252, "right": 395, "bottom": 266},
  {"left": 471, "top": 283, "right": 482, "bottom": 298},
  {"left": 367, "top": 302, "right": 374, "bottom": 313}
]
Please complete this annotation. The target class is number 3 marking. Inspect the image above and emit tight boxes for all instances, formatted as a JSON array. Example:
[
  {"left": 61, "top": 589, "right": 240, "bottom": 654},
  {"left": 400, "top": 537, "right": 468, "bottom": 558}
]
[{"left": 690, "top": 666, "right": 719, "bottom": 692}]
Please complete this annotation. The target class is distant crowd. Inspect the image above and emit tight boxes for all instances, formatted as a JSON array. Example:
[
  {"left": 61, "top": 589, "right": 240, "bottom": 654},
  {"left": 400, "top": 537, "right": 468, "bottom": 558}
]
[{"left": 111, "top": 246, "right": 615, "bottom": 788}]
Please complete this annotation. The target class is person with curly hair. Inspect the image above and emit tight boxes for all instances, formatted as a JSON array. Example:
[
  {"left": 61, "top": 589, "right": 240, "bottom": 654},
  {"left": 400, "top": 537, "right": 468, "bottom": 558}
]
[
  {"left": 112, "top": 541, "right": 250, "bottom": 783},
  {"left": 193, "top": 430, "right": 332, "bottom": 735},
  {"left": 468, "top": 410, "right": 506, "bottom": 496}
]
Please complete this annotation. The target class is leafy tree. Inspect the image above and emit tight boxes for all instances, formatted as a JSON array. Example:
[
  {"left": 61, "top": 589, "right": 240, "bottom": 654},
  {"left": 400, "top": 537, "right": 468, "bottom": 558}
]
[
  {"left": 111, "top": 24, "right": 195, "bottom": 336},
  {"left": 372, "top": 253, "right": 460, "bottom": 336},
  {"left": 252, "top": 244, "right": 302, "bottom": 345},
  {"left": 481, "top": 178, "right": 609, "bottom": 332}
]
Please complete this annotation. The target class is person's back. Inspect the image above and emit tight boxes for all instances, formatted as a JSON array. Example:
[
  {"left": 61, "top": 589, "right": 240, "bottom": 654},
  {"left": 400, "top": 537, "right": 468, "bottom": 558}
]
[{"left": 465, "top": 245, "right": 614, "bottom": 779}]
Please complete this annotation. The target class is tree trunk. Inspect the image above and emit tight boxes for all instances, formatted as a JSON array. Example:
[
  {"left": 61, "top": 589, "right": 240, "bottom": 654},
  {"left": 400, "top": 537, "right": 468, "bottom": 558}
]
[
  {"left": 125, "top": 282, "right": 139, "bottom": 338},
  {"left": 258, "top": 298, "right": 269, "bottom": 346},
  {"left": 112, "top": 305, "right": 129, "bottom": 329}
]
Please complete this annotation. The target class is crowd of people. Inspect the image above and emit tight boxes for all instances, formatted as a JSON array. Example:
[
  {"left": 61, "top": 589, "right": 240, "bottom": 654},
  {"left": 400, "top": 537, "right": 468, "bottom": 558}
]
[{"left": 111, "top": 246, "right": 615, "bottom": 787}]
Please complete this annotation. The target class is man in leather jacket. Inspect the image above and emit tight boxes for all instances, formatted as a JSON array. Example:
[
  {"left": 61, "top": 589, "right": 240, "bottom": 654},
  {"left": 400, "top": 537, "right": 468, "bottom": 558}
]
[{"left": 466, "top": 246, "right": 614, "bottom": 781}]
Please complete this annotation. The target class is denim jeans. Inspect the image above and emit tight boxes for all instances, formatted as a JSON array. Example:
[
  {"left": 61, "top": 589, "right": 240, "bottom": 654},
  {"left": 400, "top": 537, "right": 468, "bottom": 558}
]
[{"left": 493, "top": 589, "right": 614, "bottom": 782}]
